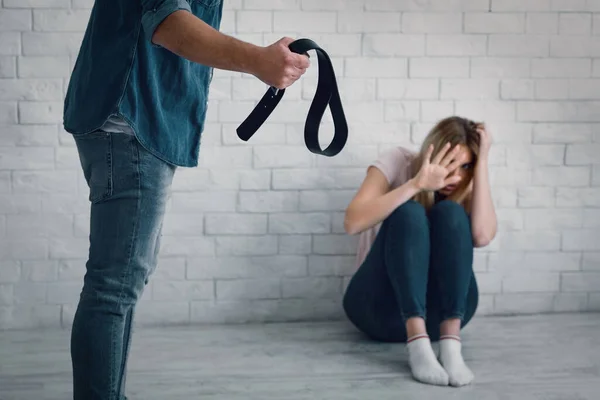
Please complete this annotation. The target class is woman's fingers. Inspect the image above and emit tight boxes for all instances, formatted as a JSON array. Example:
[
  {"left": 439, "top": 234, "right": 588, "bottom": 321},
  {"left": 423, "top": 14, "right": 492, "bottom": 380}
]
[{"left": 431, "top": 142, "right": 451, "bottom": 165}]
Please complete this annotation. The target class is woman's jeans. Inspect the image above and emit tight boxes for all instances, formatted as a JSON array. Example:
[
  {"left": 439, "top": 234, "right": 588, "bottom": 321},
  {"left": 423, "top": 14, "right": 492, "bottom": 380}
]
[
  {"left": 71, "top": 130, "right": 176, "bottom": 400},
  {"left": 343, "top": 200, "right": 479, "bottom": 342}
]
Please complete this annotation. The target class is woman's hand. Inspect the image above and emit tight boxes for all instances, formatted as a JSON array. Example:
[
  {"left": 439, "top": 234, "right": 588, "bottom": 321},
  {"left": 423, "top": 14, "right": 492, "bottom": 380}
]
[
  {"left": 413, "top": 143, "right": 464, "bottom": 192},
  {"left": 476, "top": 123, "right": 492, "bottom": 159}
]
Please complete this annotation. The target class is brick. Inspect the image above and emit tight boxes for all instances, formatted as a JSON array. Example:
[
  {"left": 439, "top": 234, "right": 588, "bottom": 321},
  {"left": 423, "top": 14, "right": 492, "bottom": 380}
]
[
  {"left": 556, "top": 188, "right": 600, "bottom": 207},
  {"left": 559, "top": 13, "right": 592, "bottom": 35},
  {"left": 0, "top": 172, "right": 10, "bottom": 193},
  {"left": 426, "top": 34, "right": 487, "bottom": 56},
  {"left": 471, "top": 58, "right": 530, "bottom": 78},
  {"left": 489, "top": 35, "right": 550, "bottom": 57},
  {"left": 0, "top": 125, "right": 58, "bottom": 146},
  {"left": 562, "top": 229, "right": 600, "bottom": 250},
  {"left": 13, "top": 170, "right": 77, "bottom": 193},
  {"left": 253, "top": 146, "right": 313, "bottom": 168},
  {"left": 402, "top": 12, "right": 462, "bottom": 33},
  {"left": 4, "top": 0, "right": 70, "bottom": 6},
  {"left": 410, "top": 57, "right": 469, "bottom": 78},
  {"left": 318, "top": 145, "right": 380, "bottom": 168},
  {"left": 517, "top": 187, "right": 555, "bottom": 208},
  {"left": 532, "top": 58, "right": 591, "bottom": 78},
  {"left": 321, "top": 78, "right": 376, "bottom": 102},
  {"left": 312, "top": 234, "right": 357, "bottom": 255},
  {"left": 152, "top": 258, "right": 186, "bottom": 281},
  {"left": 272, "top": 168, "right": 363, "bottom": 190},
  {"left": 506, "top": 144, "right": 565, "bottom": 168},
  {"left": 501, "top": 79, "right": 534, "bottom": 100},
  {"left": 532, "top": 166, "right": 590, "bottom": 186},
  {"left": 134, "top": 301, "right": 190, "bottom": 326},
  {"left": 595, "top": 14, "right": 600, "bottom": 35},
  {"left": 377, "top": 78, "right": 438, "bottom": 100},
  {"left": 0, "top": 9, "right": 32, "bottom": 31},
  {"left": 420, "top": 101, "right": 454, "bottom": 122},
  {"left": 282, "top": 277, "right": 342, "bottom": 298},
  {"left": 57, "top": 259, "right": 85, "bottom": 281},
  {"left": 440, "top": 79, "right": 500, "bottom": 100},
  {"left": 186, "top": 256, "right": 307, "bottom": 279},
  {"left": 363, "top": 34, "right": 425, "bottom": 56},
  {"left": 524, "top": 208, "right": 583, "bottom": 229},
  {"left": 161, "top": 213, "right": 204, "bottom": 236},
  {"left": 273, "top": 11, "right": 336, "bottom": 32},
  {"left": 279, "top": 235, "right": 312, "bottom": 254},
  {"left": 0, "top": 147, "right": 55, "bottom": 170},
  {"left": 48, "top": 238, "right": 87, "bottom": 259},
  {"left": 583, "top": 253, "right": 600, "bottom": 270},
  {"left": 518, "top": 101, "right": 600, "bottom": 122},
  {"left": 346, "top": 58, "right": 407, "bottom": 78},
  {"left": 554, "top": 293, "right": 588, "bottom": 312},
  {"left": 217, "top": 278, "right": 279, "bottom": 300},
  {"left": 535, "top": 79, "right": 569, "bottom": 100},
  {"left": 33, "top": 9, "right": 90, "bottom": 31},
  {"left": 22, "top": 32, "right": 83, "bottom": 55},
  {"left": 269, "top": 213, "right": 330, "bottom": 234},
  {"left": 384, "top": 100, "right": 420, "bottom": 122},
  {"left": 455, "top": 100, "right": 516, "bottom": 122},
  {"left": 308, "top": 255, "right": 356, "bottom": 276},
  {"left": 244, "top": 0, "right": 300, "bottom": 10},
  {"left": 465, "top": 13, "right": 525, "bottom": 33},
  {"left": 1, "top": 304, "right": 61, "bottom": 330},
  {"left": 494, "top": 294, "right": 554, "bottom": 314},
  {"left": 299, "top": 190, "right": 354, "bottom": 212},
  {"left": 0, "top": 33, "right": 20, "bottom": 56},
  {"left": 216, "top": 236, "right": 278, "bottom": 256},
  {"left": 0, "top": 101, "right": 17, "bottom": 123},
  {"left": 493, "top": 187, "right": 518, "bottom": 207},
  {"left": 491, "top": 0, "right": 551, "bottom": 11},
  {"left": 533, "top": 123, "right": 594, "bottom": 143},
  {"left": 13, "top": 282, "right": 46, "bottom": 304},
  {"left": 566, "top": 144, "right": 600, "bottom": 165},
  {"left": 489, "top": 251, "right": 581, "bottom": 273},
  {"left": 205, "top": 214, "right": 267, "bottom": 235},
  {"left": 236, "top": 11, "right": 272, "bottom": 32},
  {"left": 551, "top": 0, "right": 592, "bottom": 11},
  {"left": 500, "top": 231, "right": 561, "bottom": 251},
  {"left": 583, "top": 209, "right": 600, "bottom": 228},
  {"left": 366, "top": 0, "right": 489, "bottom": 11},
  {"left": 46, "top": 282, "right": 81, "bottom": 304},
  {"left": 561, "top": 272, "right": 600, "bottom": 291},
  {"left": 338, "top": 11, "right": 401, "bottom": 33},
  {"left": 7, "top": 214, "right": 73, "bottom": 238},
  {"left": 238, "top": 191, "right": 298, "bottom": 212},
  {"left": 19, "top": 101, "right": 63, "bottom": 124},
  {"left": 171, "top": 192, "right": 237, "bottom": 212},
  {"left": 159, "top": 236, "right": 215, "bottom": 257},
  {"left": 198, "top": 147, "right": 252, "bottom": 168},
  {"left": 0, "top": 261, "right": 20, "bottom": 283},
  {"left": 502, "top": 272, "right": 560, "bottom": 293},
  {"left": 0, "top": 57, "right": 16, "bottom": 78},
  {"left": 550, "top": 36, "right": 600, "bottom": 57},
  {"left": 594, "top": 165, "right": 600, "bottom": 185},
  {"left": 301, "top": 0, "right": 363, "bottom": 10},
  {"left": 496, "top": 209, "right": 524, "bottom": 231},
  {"left": 305, "top": 34, "right": 362, "bottom": 57},
  {"left": 526, "top": 13, "right": 558, "bottom": 34},
  {"left": 152, "top": 281, "right": 214, "bottom": 301}
]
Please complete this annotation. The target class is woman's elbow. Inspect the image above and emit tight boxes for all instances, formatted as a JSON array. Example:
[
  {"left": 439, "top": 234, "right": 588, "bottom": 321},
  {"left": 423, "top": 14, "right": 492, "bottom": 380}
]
[
  {"left": 344, "top": 214, "right": 361, "bottom": 236},
  {"left": 472, "top": 229, "right": 496, "bottom": 248}
]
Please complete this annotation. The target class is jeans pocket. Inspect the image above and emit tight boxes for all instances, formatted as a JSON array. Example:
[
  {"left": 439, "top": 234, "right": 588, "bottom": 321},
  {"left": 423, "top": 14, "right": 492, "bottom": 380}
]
[{"left": 74, "top": 131, "right": 113, "bottom": 204}]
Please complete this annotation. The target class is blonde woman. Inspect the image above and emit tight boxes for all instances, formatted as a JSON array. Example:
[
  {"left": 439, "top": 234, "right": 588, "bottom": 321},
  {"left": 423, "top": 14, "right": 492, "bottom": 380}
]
[{"left": 343, "top": 116, "right": 497, "bottom": 387}]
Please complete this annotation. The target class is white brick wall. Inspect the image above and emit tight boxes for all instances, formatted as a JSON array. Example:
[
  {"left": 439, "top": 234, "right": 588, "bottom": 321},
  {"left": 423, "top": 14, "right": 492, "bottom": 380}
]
[{"left": 1, "top": 0, "right": 599, "bottom": 329}]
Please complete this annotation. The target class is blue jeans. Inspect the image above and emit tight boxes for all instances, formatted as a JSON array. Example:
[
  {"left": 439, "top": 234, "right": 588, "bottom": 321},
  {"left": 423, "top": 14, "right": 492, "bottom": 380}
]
[
  {"left": 71, "top": 130, "right": 176, "bottom": 400},
  {"left": 343, "top": 200, "right": 479, "bottom": 342}
]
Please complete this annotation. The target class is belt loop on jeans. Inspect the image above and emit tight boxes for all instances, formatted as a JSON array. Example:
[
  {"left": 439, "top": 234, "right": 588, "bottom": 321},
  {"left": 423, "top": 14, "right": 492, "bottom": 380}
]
[{"left": 236, "top": 38, "right": 348, "bottom": 157}]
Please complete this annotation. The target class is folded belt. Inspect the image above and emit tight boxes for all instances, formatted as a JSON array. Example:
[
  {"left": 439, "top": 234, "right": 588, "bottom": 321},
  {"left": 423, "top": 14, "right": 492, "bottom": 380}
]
[{"left": 236, "top": 38, "right": 348, "bottom": 157}]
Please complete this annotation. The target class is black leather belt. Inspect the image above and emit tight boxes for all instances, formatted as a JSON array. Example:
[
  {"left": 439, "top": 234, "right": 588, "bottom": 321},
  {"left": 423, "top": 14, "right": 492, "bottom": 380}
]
[{"left": 236, "top": 38, "right": 348, "bottom": 157}]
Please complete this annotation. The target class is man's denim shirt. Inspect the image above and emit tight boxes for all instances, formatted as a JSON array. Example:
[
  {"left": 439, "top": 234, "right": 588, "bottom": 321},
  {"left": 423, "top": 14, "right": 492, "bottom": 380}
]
[{"left": 64, "top": 0, "right": 223, "bottom": 167}]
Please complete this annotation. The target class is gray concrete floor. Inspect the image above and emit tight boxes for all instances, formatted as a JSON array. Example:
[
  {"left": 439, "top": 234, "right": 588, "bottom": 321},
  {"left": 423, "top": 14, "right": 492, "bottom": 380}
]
[{"left": 1, "top": 313, "right": 599, "bottom": 400}]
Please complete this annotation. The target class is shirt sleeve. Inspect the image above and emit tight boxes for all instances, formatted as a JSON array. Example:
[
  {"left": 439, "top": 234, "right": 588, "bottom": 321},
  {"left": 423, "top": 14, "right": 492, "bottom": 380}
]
[
  {"left": 140, "top": 0, "right": 192, "bottom": 45},
  {"left": 369, "top": 147, "right": 406, "bottom": 186}
]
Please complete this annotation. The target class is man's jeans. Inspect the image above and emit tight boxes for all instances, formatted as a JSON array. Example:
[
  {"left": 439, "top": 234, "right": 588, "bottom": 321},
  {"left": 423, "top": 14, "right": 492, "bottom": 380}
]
[{"left": 71, "top": 130, "right": 176, "bottom": 400}]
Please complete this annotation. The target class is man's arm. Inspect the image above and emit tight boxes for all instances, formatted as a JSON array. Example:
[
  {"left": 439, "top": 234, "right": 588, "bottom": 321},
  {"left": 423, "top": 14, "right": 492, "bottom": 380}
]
[{"left": 140, "top": 2, "right": 309, "bottom": 89}]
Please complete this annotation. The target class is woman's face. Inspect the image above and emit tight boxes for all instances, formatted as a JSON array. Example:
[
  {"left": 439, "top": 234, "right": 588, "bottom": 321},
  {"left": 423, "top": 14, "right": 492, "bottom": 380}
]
[{"left": 438, "top": 144, "right": 474, "bottom": 196}]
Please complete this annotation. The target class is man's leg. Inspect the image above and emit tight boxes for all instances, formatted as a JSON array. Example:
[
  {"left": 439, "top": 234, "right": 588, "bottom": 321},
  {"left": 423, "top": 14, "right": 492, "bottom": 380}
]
[{"left": 70, "top": 130, "right": 175, "bottom": 400}]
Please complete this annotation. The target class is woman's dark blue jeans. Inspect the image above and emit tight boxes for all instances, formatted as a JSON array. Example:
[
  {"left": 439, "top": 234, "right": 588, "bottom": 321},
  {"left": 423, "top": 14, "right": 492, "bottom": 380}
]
[{"left": 343, "top": 200, "right": 479, "bottom": 342}]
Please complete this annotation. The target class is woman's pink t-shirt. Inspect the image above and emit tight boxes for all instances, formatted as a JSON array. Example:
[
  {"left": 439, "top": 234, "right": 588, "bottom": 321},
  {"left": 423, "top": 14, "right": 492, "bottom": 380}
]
[{"left": 354, "top": 146, "right": 417, "bottom": 270}]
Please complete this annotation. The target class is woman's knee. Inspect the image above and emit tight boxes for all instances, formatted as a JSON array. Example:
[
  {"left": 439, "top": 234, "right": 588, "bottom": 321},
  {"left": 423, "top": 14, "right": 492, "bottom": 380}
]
[
  {"left": 429, "top": 200, "right": 470, "bottom": 234},
  {"left": 387, "top": 200, "right": 428, "bottom": 232}
]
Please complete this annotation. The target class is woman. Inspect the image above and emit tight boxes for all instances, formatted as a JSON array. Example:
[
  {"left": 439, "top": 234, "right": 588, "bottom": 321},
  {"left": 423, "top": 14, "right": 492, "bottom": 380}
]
[{"left": 342, "top": 116, "right": 497, "bottom": 387}]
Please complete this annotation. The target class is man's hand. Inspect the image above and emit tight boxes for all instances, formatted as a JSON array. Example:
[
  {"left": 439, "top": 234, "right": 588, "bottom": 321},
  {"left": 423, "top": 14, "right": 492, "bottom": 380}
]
[{"left": 252, "top": 37, "right": 311, "bottom": 89}]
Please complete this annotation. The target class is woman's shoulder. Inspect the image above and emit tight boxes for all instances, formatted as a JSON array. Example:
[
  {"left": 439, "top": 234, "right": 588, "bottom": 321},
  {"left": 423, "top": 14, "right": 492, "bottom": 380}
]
[{"left": 370, "top": 146, "right": 418, "bottom": 186}]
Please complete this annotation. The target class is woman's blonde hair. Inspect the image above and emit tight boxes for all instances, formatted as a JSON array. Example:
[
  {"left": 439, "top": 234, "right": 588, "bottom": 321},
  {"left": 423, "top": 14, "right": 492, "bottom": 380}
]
[{"left": 410, "top": 116, "right": 482, "bottom": 210}]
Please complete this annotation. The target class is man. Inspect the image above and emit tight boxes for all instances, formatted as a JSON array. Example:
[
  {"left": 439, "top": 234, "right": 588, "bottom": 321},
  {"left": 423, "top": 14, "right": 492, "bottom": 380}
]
[{"left": 63, "top": 1, "right": 310, "bottom": 399}]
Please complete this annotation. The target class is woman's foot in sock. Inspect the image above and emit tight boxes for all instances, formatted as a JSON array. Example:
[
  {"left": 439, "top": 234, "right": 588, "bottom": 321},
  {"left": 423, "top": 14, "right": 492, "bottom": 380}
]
[
  {"left": 439, "top": 335, "right": 474, "bottom": 387},
  {"left": 406, "top": 334, "right": 449, "bottom": 386}
]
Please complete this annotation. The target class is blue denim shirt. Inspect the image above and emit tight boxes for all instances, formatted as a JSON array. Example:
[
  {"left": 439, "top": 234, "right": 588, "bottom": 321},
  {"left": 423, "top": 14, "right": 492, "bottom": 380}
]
[{"left": 64, "top": 0, "right": 224, "bottom": 167}]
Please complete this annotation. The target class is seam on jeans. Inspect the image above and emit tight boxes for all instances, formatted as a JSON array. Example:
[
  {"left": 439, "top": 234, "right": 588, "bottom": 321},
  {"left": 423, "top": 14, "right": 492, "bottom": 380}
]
[
  {"left": 107, "top": 132, "right": 114, "bottom": 199},
  {"left": 112, "top": 135, "right": 141, "bottom": 399}
]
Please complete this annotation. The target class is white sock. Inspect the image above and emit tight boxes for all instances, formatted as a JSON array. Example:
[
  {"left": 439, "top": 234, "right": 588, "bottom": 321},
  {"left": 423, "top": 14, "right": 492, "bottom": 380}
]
[
  {"left": 406, "top": 334, "right": 449, "bottom": 386},
  {"left": 439, "top": 335, "right": 474, "bottom": 387}
]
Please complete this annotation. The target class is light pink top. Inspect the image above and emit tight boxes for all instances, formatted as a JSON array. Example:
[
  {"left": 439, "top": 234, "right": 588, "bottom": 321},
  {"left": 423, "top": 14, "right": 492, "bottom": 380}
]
[{"left": 354, "top": 146, "right": 417, "bottom": 270}]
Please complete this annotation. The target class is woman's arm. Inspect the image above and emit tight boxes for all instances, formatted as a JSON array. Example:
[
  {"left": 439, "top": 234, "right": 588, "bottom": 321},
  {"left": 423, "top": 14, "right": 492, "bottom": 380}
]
[
  {"left": 469, "top": 126, "right": 497, "bottom": 247},
  {"left": 344, "top": 167, "right": 421, "bottom": 235}
]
